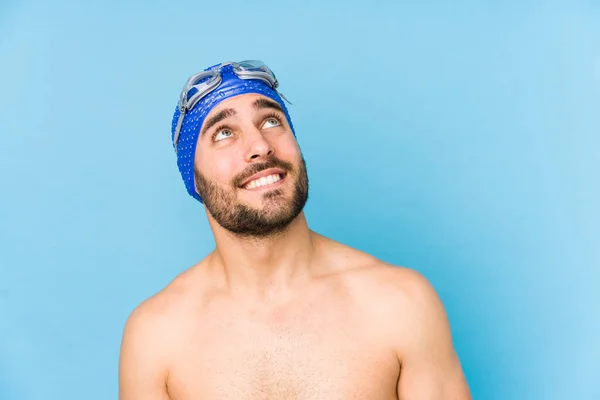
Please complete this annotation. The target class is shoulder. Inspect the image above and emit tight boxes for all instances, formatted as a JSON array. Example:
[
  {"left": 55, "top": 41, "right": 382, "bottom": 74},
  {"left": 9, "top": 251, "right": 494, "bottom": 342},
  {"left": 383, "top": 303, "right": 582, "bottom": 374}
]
[
  {"left": 118, "top": 261, "right": 211, "bottom": 396},
  {"left": 317, "top": 234, "right": 440, "bottom": 311},
  {"left": 321, "top": 237, "right": 449, "bottom": 340},
  {"left": 373, "top": 264, "right": 443, "bottom": 315},
  {"left": 342, "top": 258, "right": 444, "bottom": 321},
  {"left": 324, "top": 246, "right": 471, "bottom": 397},
  {"left": 340, "top": 258, "right": 455, "bottom": 362},
  {"left": 120, "top": 260, "right": 210, "bottom": 355}
]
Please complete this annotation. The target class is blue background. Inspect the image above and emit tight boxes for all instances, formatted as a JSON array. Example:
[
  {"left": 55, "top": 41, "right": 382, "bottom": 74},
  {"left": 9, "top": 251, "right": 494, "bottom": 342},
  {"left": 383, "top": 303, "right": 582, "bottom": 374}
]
[{"left": 1, "top": 0, "right": 599, "bottom": 399}]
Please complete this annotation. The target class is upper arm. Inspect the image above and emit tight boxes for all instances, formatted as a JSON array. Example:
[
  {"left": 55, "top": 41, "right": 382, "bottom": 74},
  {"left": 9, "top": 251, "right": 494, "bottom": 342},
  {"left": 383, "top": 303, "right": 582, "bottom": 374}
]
[
  {"left": 394, "top": 269, "right": 471, "bottom": 400},
  {"left": 118, "top": 303, "right": 171, "bottom": 400}
]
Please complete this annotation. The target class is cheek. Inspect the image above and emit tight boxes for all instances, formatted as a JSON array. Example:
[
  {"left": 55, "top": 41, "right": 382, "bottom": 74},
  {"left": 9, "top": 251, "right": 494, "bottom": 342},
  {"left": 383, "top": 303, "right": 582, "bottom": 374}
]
[
  {"left": 196, "top": 153, "right": 239, "bottom": 185},
  {"left": 276, "top": 135, "right": 301, "bottom": 160}
]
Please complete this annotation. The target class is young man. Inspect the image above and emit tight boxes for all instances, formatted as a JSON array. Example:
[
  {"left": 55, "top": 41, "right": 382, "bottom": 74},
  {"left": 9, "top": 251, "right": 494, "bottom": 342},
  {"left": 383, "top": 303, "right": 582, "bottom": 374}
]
[{"left": 118, "top": 61, "right": 471, "bottom": 399}]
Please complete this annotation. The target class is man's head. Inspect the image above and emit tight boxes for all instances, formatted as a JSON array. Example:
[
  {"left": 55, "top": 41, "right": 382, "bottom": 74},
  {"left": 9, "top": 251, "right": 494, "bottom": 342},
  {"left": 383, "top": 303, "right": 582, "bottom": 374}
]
[{"left": 171, "top": 61, "right": 309, "bottom": 238}]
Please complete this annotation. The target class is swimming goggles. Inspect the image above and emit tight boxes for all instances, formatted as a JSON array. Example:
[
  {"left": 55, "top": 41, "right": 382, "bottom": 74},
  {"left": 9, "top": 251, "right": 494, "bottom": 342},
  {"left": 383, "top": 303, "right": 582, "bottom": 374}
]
[{"left": 172, "top": 60, "right": 288, "bottom": 152}]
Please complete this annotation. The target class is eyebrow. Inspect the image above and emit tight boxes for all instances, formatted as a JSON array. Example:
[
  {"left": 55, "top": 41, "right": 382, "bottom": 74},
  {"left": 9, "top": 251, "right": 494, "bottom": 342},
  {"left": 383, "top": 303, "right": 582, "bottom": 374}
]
[
  {"left": 252, "top": 98, "right": 285, "bottom": 114},
  {"left": 200, "top": 108, "right": 237, "bottom": 137},
  {"left": 200, "top": 99, "right": 285, "bottom": 138}
]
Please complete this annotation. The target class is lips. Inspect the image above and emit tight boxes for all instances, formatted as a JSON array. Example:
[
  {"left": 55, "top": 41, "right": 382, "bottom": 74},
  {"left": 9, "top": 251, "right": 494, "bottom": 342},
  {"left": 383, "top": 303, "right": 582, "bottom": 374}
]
[{"left": 239, "top": 168, "right": 287, "bottom": 189}]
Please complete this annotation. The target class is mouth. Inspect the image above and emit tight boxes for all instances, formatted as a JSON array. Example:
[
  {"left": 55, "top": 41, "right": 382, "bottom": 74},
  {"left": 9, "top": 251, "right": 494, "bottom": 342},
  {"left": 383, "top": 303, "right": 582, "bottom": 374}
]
[{"left": 240, "top": 168, "right": 287, "bottom": 191}]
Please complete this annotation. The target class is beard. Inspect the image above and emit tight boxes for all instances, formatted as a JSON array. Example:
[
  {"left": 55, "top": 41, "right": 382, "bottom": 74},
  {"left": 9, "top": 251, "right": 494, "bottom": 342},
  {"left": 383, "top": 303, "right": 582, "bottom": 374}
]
[{"left": 194, "top": 155, "right": 309, "bottom": 238}]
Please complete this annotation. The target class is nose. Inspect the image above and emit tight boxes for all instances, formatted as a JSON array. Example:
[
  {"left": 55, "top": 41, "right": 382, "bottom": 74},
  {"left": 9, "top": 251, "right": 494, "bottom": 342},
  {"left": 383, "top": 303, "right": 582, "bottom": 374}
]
[{"left": 244, "top": 126, "right": 274, "bottom": 162}]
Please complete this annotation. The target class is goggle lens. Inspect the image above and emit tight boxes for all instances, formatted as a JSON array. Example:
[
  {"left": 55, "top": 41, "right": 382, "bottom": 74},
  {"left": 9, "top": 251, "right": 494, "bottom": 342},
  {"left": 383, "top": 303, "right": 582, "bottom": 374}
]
[
  {"left": 186, "top": 74, "right": 214, "bottom": 102},
  {"left": 236, "top": 60, "right": 268, "bottom": 70}
]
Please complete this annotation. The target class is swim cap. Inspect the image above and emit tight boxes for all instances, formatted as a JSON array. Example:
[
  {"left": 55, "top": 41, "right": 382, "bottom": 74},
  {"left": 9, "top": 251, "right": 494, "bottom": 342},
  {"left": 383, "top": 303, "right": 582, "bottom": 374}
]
[{"left": 171, "top": 63, "right": 295, "bottom": 203}]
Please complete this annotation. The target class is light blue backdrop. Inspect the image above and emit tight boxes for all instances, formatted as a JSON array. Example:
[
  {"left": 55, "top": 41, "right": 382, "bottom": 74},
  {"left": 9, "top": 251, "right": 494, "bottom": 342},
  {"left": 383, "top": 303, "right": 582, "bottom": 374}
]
[{"left": 1, "top": 0, "right": 598, "bottom": 399}]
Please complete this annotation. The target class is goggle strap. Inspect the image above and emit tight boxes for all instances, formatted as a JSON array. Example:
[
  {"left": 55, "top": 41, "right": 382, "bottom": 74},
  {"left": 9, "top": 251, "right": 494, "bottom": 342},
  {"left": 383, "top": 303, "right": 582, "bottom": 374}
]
[
  {"left": 173, "top": 112, "right": 185, "bottom": 153},
  {"left": 174, "top": 74, "right": 223, "bottom": 152},
  {"left": 277, "top": 90, "right": 293, "bottom": 105}
]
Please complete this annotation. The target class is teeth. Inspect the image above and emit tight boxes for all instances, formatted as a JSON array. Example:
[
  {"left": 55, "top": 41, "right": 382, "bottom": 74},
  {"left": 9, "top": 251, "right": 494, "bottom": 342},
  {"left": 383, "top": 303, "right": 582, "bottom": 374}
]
[{"left": 245, "top": 174, "right": 281, "bottom": 189}]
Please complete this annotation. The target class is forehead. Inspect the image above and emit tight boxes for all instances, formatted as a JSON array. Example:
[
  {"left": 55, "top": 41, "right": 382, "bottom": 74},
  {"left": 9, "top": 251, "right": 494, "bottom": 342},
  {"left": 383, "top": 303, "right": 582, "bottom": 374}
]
[{"left": 205, "top": 93, "right": 272, "bottom": 118}]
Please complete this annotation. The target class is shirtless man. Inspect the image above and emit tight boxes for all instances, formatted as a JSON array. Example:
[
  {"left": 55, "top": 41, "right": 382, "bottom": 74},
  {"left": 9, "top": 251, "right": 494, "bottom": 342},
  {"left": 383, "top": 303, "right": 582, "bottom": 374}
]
[{"left": 118, "top": 61, "right": 471, "bottom": 399}]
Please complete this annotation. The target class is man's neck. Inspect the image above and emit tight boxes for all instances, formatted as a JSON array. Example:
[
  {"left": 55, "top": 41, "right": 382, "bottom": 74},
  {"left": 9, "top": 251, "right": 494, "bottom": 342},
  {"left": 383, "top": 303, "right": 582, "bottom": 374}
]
[{"left": 208, "top": 212, "right": 320, "bottom": 299}]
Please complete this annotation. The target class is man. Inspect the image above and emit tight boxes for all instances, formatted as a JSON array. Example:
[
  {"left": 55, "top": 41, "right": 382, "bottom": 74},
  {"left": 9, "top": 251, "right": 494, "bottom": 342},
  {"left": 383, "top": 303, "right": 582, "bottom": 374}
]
[{"left": 119, "top": 60, "right": 471, "bottom": 399}]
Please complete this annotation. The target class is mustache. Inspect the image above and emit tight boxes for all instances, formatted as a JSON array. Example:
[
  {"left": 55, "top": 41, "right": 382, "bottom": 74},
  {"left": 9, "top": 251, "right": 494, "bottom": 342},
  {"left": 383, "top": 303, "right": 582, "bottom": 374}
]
[{"left": 232, "top": 157, "right": 294, "bottom": 188}]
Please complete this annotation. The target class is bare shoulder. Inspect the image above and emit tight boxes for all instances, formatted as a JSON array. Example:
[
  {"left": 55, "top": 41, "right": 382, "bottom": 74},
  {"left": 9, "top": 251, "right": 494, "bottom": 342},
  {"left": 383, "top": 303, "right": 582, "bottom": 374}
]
[
  {"left": 357, "top": 261, "right": 444, "bottom": 316},
  {"left": 318, "top": 235, "right": 455, "bottom": 348},
  {"left": 119, "top": 261, "right": 209, "bottom": 387},
  {"left": 317, "top": 234, "right": 441, "bottom": 313},
  {"left": 352, "top": 264, "right": 443, "bottom": 322},
  {"left": 357, "top": 263, "right": 450, "bottom": 341},
  {"left": 324, "top": 240, "right": 470, "bottom": 398},
  {"left": 122, "top": 261, "right": 208, "bottom": 341}
]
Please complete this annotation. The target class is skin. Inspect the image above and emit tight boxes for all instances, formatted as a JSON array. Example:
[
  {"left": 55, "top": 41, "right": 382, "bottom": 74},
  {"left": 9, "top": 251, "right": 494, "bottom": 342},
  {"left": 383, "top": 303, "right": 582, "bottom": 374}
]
[{"left": 118, "top": 93, "right": 472, "bottom": 399}]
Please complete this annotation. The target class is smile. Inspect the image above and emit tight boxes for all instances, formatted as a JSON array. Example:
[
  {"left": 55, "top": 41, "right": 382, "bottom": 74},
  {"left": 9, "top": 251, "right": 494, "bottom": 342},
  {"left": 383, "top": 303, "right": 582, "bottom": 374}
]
[{"left": 244, "top": 173, "right": 284, "bottom": 190}]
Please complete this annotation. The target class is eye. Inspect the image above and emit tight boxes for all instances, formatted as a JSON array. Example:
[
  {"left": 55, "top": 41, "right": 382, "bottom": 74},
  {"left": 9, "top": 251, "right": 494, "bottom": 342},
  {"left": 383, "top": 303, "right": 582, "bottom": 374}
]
[
  {"left": 262, "top": 117, "right": 281, "bottom": 129},
  {"left": 214, "top": 129, "right": 233, "bottom": 142}
]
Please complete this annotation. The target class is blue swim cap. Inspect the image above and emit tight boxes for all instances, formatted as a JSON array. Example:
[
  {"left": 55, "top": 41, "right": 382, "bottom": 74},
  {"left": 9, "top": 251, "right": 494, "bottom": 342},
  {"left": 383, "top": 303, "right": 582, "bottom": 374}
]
[{"left": 171, "top": 63, "right": 295, "bottom": 203}]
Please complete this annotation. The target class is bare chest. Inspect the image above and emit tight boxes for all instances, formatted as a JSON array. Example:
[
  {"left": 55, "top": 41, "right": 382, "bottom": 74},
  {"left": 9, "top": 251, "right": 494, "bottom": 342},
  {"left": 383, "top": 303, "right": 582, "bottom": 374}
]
[{"left": 166, "top": 301, "right": 399, "bottom": 399}]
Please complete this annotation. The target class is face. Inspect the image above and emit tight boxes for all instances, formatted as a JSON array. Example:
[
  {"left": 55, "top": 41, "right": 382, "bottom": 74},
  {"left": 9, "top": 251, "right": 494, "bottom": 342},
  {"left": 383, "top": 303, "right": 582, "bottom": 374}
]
[{"left": 193, "top": 93, "right": 309, "bottom": 238}]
